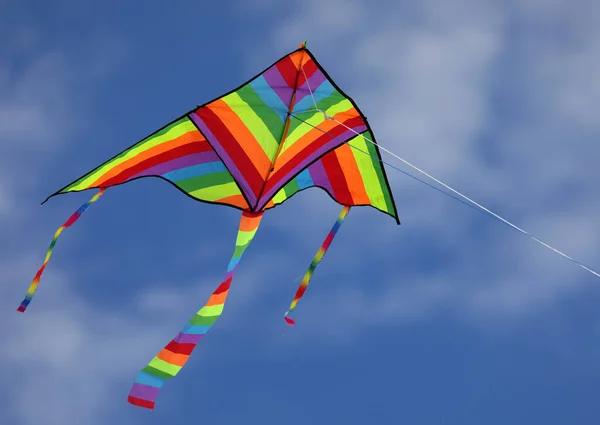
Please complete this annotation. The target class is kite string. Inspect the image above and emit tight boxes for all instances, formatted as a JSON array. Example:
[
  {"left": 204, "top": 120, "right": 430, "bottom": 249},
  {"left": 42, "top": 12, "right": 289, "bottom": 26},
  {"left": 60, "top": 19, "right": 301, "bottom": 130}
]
[
  {"left": 17, "top": 187, "right": 106, "bottom": 313},
  {"left": 289, "top": 113, "right": 501, "bottom": 222},
  {"left": 335, "top": 118, "right": 600, "bottom": 278},
  {"left": 295, "top": 83, "right": 600, "bottom": 279}
]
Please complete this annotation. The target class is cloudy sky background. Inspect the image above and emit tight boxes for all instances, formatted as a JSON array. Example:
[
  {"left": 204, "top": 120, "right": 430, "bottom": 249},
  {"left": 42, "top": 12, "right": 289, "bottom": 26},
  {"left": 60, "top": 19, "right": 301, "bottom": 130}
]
[{"left": 1, "top": 0, "right": 599, "bottom": 424}]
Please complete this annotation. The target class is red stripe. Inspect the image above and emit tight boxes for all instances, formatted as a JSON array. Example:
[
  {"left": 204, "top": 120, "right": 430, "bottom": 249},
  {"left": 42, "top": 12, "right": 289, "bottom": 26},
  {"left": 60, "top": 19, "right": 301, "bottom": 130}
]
[
  {"left": 276, "top": 56, "right": 299, "bottom": 88},
  {"left": 213, "top": 278, "right": 232, "bottom": 295},
  {"left": 165, "top": 340, "right": 195, "bottom": 355},
  {"left": 195, "top": 107, "right": 264, "bottom": 197},
  {"left": 295, "top": 284, "right": 309, "bottom": 299},
  {"left": 298, "top": 58, "right": 318, "bottom": 86},
  {"left": 321, "top": 233, "right": 335, "bottom": 250},
  {"left": 321, "top": 151, "right": 353, "bottom": 204},
  {"left": 101, "top": 142, "right": 211, "bottom": 187},
  {"left": 264, "top": 116, "right": 365, "bottom": 195},
  {"left": 127, "top": 396, "right": 155, "bottom": 410}
]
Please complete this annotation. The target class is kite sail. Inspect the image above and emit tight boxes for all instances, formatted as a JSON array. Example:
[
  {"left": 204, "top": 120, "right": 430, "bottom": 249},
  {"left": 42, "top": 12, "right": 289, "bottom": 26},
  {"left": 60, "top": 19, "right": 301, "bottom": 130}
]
[{"left": 17, "top": 42, "right": 399, "bottom": 409}]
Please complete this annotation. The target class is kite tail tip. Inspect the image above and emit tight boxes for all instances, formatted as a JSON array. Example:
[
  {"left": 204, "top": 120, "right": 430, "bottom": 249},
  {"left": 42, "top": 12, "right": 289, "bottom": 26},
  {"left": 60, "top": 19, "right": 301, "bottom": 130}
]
[
  {"left": 16, "top": 297, "right": 31, "bottom": 313},
  {"left": 127, "top": 395, "right": 155, "bottom": 410},
  {"left": 284, "top": 312, "right": 295, "bottom": 326}
]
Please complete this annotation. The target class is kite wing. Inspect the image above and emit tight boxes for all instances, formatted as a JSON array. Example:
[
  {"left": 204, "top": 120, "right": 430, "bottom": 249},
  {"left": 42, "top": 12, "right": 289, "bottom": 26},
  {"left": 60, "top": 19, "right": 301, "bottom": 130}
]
[
  {"left": 189, "top": 45, "right": 399, "bottom": 221},
  {"left": 265, "top": 131, "right": 398, "bottom": 221},
  {"left": 44, "top": 45, "right": 398, "bottom": 223},
  {"left": 44, "top": 115, "right": 250, "bottom": 209}
]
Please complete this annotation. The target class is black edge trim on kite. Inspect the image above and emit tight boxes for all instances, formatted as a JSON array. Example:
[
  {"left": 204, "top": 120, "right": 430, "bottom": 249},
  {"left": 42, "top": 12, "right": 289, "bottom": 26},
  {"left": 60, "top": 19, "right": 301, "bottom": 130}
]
[
  {"left": 43, "top": 174, "right": 249, "bottom": 212},
  {"left": 262, "top": 180, "right": 397, "bottom": 220},
  {"left": 303, "top": 48, "right": 400, "bottom": 225},
  {"left": 41, "top": 46, "right": 307, "bottom": 206},
  {"left": 41, "top": 110, "right": 194, "bottom": 205}
]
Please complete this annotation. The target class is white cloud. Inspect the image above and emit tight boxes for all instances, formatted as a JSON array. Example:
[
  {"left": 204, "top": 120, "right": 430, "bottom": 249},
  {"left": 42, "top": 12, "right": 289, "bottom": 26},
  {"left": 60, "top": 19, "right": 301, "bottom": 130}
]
[
  {"left": 2, "top": 1, "right": 599, "bottom": 423},
  {"left": 0, "top": 24, "right": 140, "bottom": 425}
]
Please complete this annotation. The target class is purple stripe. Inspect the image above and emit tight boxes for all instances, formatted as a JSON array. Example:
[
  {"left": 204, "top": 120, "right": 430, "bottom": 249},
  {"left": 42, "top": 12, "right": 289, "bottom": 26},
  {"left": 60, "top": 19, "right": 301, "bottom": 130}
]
[
  {"left": 256, "top": 124, "right": 368, "bottom": 209},
  {"left": 307, "top": 160, "right": 334, "bottom": 194},
  {"left": 174, "top": 332, "right": 203, "bottom": 344},
  {"left": 189, "top": 112, "right": 257, "bottom": 206},
  {"left": 130, "top": 383, "right": 160, "bottom": 401},
  {"left": 294, "top": 69, "right": 327, "bottom": 106},
  {"left": 132, "top": 150, "right": 220, "bottom": 179},
  {"left": 263, "top": 66, "right": 294, "bottom": 107}
]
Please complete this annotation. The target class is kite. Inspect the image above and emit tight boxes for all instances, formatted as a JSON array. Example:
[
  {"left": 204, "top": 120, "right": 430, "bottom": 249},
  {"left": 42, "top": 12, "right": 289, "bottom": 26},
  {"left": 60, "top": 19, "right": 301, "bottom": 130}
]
[{"left": 16, "top": 42, "right": 400, "bottom": 409}]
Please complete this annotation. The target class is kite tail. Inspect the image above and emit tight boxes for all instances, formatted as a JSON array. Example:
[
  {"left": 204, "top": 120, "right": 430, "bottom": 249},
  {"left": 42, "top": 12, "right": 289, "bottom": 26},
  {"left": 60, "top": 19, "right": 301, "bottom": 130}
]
[
  {"left": 17, "top": 188, "right": 106, "bottom": 313},
  {"left": 127, "top": 210, "right": 264, "bottom": 410},
  {"left": 284, "top": 205, "right": 350, "bottom": 326}
]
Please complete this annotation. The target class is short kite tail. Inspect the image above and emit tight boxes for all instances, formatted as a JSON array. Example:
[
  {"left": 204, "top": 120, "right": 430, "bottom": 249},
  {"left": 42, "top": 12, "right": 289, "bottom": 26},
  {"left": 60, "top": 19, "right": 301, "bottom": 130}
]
[
  {"left": 17, "top": 188, "right": 106, "bottom": 313},
  {"left": 284, "top": 205, "right": 350, "bottom": 325},
  {"left": 127, "top": 210, "right": 264, "bottom": 410}
]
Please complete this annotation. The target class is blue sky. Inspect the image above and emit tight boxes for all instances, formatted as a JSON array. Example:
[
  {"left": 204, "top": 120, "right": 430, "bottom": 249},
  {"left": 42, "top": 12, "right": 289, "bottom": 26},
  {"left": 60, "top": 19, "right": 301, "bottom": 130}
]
[{"left": 1, "top": 0, "right": 600, "bottom": 424}]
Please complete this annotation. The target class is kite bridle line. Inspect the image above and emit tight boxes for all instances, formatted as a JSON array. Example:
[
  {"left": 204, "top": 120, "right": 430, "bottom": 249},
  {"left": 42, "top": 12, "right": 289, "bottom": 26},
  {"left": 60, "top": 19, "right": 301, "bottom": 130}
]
[{"left": 296, "top": 67, "right": 600, "bottom": 279}]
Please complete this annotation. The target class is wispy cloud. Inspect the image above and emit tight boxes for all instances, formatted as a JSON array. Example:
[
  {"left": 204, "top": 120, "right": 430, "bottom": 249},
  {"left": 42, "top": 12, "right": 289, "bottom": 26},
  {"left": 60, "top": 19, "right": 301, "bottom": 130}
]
[
  {"left": 0, "top": 22, "right": 134, "bottom": 425},
  {"left": 2, "top": 1, "right": 599, "bottom": 423},
  {"left": 239, "top": 0, "right": 600, "bottom": 329}
]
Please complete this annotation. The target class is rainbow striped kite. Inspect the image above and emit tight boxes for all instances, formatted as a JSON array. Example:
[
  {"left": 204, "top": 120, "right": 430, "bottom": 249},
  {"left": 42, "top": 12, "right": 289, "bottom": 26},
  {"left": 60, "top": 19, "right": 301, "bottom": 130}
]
[{"left": 17, "top": 42, "right": 399, "bottom": 409}]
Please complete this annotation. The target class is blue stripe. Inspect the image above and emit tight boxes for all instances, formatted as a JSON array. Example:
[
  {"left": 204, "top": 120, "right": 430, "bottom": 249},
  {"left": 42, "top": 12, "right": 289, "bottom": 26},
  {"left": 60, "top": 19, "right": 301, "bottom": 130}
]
[
  {"left": 295, "top": 169, "right": 314, "bottom": 189},
  {"left": 250, "top": 76, "right": 288, "bottom": 121},
  {"left": 227, "top": 256, "right": 240, "bottom": 272},
  {"left": 134, "top": 371, "right": 166, "bottom": 388},
  {"left": 293, "top": 80, "right": 336, "bottom": 114},
  {"left": 163, "top": 161, "right": 226, "bottom": 181},
  {"left": 182, "top": 324, "right": 211, "bottom": 334}
]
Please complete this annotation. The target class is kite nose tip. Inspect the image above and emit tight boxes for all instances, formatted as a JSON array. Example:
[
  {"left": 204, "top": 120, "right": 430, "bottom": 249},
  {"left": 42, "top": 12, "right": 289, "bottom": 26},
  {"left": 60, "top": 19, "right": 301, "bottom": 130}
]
[{"left": 284, "top": 312, "right": 295, "bottom": 326}]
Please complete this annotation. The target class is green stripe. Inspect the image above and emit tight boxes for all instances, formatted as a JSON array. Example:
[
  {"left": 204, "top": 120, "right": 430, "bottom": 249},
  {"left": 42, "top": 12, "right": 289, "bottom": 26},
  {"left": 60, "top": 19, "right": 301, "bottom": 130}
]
[
  {"left": 188, "top": 182, "right": 241, "bottom": 201},
  {"left": 142, "top": 364, "right": 175, "bottom": 380},
  {"left": 223, "top": 91, "right": 280, "bottom": 162},
  {"left": 190, "top": 314, "right": 219, "bottom": 326},
  {"left": 362, "top": 131, "right": 395, "bottom": 214},
  {"left": 63, "top": 117, "right": 196, "bottom": 191},
  {"left": 283, "top": 97, "right": 353, "bottom": 152},
  {"left": 234, "top": 84, "right": 285, "bottom": 151},
  {"left": 175, "top": 171, "right": 235, "bottom": 193},
  {"left": 284, "top": 177, "right": 300, "bottom": 198}
]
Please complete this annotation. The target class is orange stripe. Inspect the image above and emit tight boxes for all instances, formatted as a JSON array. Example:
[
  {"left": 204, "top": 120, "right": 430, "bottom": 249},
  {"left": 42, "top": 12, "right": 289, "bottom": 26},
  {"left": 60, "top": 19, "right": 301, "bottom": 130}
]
[
  {"left": 205, "top": 291, "right": 228, "bottom": 306},
  {"left": 276, "top": 109, "right": 359, "bottom": 171},
  {"left": 157, "top": 348, "right": 190, "bottom": 367},
  {"left": 239, "top": 213, "right": 263, "bottom": 231},
  {"left": 289, "top": 50, "right": 305, "bottom": 70},
  {"left": 216, "top": 194, "right": 248, "bottom": 209},
  {"left": 334, "top": 144, "right": 370, "bottom": 204},
  {"left": 92, "top": 130, "right": 201, "bottom": 186},
  {"left": 208, "top": 99, "right": 272, "bottom": 178}
]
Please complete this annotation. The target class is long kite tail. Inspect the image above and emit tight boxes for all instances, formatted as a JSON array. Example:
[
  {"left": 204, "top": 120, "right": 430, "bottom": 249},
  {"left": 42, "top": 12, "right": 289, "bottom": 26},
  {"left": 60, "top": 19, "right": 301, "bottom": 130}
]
[
  {"left": 17, "top": 188, "right": 106, "bottom": 313},
  {"left": 127, "top": 210, "right": 264, "bottom": 410},
  {"left": 284, "top": 205, "right": 350, "bottom": 326}
]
